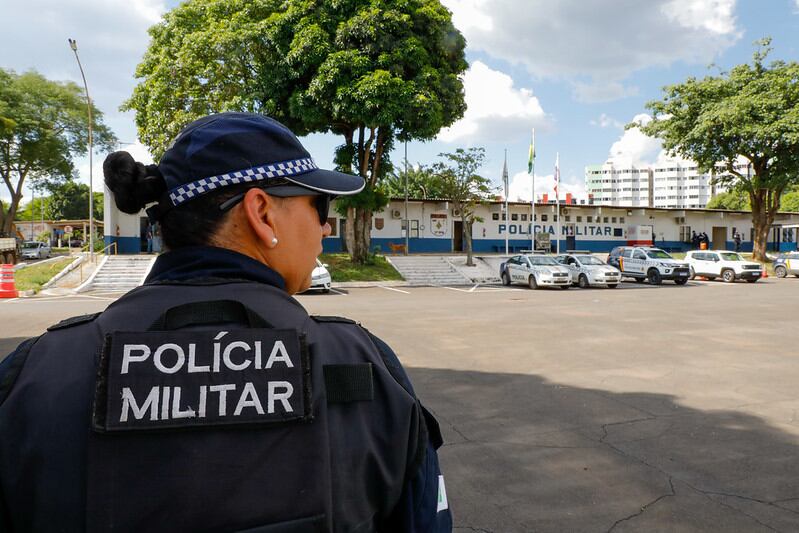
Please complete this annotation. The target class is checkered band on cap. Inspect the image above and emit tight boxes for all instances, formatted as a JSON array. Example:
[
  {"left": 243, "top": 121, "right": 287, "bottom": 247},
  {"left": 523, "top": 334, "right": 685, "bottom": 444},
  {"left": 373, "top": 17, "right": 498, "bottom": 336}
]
[{"left": 168, "top": 157, "right": 317, "bottom": 206}]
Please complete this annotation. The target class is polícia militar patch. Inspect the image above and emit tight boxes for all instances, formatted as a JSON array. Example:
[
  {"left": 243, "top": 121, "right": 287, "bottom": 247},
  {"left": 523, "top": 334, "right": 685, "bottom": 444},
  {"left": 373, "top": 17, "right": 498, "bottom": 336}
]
[{"left": 92, "top": 329, "right": 311, "bottom": 432}]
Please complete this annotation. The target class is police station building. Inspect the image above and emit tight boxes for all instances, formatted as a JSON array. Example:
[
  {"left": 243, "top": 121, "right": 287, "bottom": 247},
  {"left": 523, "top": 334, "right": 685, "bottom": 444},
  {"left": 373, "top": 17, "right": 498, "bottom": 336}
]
[{"left": 105, "top": 193, "right": 799, "bottom": 255}]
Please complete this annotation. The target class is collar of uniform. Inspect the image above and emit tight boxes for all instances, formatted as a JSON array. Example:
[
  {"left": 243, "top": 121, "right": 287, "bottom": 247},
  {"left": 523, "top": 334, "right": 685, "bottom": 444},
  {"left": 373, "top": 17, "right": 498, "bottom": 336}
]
[{"left": 145, "top": 246, "right": 286, "bottom": 290}]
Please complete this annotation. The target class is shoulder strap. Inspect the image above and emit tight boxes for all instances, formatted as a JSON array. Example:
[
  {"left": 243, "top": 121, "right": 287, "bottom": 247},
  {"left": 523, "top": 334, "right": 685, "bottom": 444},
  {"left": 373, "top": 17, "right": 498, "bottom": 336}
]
[
  {"left": 148, "top": 300, "right": 273, "bottom": 330},
  {"left": 0, "top": 336, "right": 40, "bottom": 407}
]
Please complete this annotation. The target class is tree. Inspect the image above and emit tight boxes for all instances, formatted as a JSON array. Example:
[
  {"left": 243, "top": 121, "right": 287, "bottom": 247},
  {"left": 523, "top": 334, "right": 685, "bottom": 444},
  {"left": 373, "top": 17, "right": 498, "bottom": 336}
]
[
  {"left": 43, "top": 181, "right": 104, "bottom": 221},
  {"left": 382, "top": 163, "right": 449, "bottom": 199},
  {"left": 0, "top": 69, "right": 116, "bottom": 235},
  {"left": 780, "top": 186, "right": 799, "bottom": 212},
  {"left": 124, "top": 0, "right": 467, "bottom": 263},
  {"left": 706, "top": 189, "right": 751, "bottom": 211},
  {"left": 639, "top": 38, "right": 799, "bottom": 261},
  {"left": 429, "top": 147, "right": 493, "bottom": 266}
]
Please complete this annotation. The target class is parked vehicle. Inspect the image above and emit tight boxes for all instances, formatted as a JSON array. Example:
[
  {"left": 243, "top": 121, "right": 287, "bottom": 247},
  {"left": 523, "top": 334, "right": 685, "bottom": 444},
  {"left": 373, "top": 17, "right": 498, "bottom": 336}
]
[
  {"left": 607, "top": 246, "right": 690, "bottom": 285},
  {"left": 773, "top": 252, "right": 799, "bottom": 278},
  {"left": 684, "top": 250, "right": 762, "bottom": 283},
  {"left": 500, "top": 254, "right": 571, "bottom": 289},
  {"left": 21, "top": 241, "right": 51, "bottom": 260},
  {"left": 306, "top": 259, "right": 332, "bottom": 292},
  {"left": 0, "top": 237, "right": 19, "bottom": 264},
  {"left": 555, "top": 251, "right": 621, "bottom": 288}
]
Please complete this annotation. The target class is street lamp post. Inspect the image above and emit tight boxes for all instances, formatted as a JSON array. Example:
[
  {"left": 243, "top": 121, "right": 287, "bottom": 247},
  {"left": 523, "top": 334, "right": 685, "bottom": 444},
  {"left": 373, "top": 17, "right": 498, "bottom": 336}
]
[
  {"left": 68, "top": 38, "right": 94, "bottom": 261},
  {"left": 404, "top": 140, "right": 409, "bottom": 256}
]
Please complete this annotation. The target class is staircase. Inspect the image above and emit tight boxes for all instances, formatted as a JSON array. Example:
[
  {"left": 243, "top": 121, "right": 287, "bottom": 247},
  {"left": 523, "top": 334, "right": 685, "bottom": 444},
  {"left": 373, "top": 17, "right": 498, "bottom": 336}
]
[
  {"left": 387, "top": 256, "right": 472, "bottom": 286},
  {"left": 83, "top": 255, "right": 155, "bottom": 292}
]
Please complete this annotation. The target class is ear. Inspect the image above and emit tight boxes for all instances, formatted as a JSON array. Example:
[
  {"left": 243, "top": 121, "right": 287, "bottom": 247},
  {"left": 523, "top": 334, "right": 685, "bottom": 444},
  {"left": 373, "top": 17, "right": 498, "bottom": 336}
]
[{"left": 241, "top": 188, "right": 279, "bottom": 248}]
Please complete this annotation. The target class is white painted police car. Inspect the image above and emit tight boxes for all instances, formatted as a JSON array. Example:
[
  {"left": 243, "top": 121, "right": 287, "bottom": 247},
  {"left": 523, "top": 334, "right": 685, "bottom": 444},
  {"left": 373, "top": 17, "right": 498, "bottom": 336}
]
[
  {"left": 555, "top": 252, "right": 622, "bottom": 288},
  {"left": 500, "top": 254, "right": 571, "bottom": 289},
  {"left": 684, "top": 250, "right": 763, "bottom": 282},
  {"left": 607, "top": 246, "right": 690, "bottom": 285}
]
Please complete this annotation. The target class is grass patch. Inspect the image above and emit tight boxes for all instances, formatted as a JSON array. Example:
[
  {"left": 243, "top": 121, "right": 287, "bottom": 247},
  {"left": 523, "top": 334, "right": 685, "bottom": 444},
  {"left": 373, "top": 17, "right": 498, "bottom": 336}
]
[
  {"left": 320, "top": 253, "right": 403, "bottom": 282},
  {"left": 14, "top": 258, "right": 73, "bottom": 293}
]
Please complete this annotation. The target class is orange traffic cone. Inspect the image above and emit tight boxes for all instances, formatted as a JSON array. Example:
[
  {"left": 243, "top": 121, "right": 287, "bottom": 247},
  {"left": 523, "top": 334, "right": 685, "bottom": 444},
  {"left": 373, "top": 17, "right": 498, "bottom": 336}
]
[
  {"left": 762, "top": 264, "right": 768, "bottom": 278},
  {"left": 0, "top": 264, "right": 17, "bottom": 298}
]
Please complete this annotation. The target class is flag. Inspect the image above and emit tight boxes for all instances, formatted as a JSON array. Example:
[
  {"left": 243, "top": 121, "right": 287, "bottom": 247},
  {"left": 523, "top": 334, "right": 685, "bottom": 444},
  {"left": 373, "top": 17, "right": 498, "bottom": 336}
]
[
  {"left": 502, "top": 150, "right": 509, "bottom": 199},
  {"left": 527, "top": 129, "right": 535, "bottom": 174},
  {"left": 554, "top": 152, "right": 560, "bottom": 200}
]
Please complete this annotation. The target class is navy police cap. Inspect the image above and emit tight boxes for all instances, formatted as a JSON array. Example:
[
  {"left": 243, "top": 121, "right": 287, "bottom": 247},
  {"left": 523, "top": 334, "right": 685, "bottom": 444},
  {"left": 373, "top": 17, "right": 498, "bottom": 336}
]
[{"left": 158, "top": 112, "right": 365, "bottom": 208}]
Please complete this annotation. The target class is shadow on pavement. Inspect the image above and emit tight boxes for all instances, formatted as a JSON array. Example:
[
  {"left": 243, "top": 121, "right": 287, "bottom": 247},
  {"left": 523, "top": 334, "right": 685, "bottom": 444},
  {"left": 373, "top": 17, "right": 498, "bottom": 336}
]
[{"left": 408, "top": 367, "right": 799, "bottom": 533}]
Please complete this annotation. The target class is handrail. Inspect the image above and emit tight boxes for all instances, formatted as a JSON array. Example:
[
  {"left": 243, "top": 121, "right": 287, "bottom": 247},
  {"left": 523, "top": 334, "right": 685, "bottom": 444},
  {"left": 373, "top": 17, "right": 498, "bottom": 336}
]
[{"left": 95, "top": 241, "right": 117, "bottom": 263}]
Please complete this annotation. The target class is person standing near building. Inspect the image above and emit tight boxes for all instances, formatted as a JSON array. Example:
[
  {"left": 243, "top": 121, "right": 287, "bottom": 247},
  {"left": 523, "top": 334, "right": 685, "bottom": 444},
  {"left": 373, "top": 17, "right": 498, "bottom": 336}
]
[
  {"left": 734, "top": 230, "right": 742, "bottom": 252},
  {"left": 0, "top": 113, "right": 451, "bottom": 532}
]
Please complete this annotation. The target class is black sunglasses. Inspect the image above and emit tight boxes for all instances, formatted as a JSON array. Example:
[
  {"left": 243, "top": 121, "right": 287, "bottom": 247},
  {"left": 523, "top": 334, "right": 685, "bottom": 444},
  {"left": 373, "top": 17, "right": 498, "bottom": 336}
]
[{"left": 219, "top": 183, "right": 331, "bottom": 225}]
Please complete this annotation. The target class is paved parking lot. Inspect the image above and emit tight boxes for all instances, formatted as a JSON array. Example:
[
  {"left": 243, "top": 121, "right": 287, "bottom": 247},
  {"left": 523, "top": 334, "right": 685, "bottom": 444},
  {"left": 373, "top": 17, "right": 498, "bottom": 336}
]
[{"left": 2, "top": 277, "right": 799, "bottom": 532}]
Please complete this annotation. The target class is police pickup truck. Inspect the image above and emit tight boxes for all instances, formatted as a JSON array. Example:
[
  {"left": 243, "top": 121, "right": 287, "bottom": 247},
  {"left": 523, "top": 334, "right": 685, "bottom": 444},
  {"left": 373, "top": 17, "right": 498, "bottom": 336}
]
[
  {"left": 555, "top": 252, "right": 621, "bottom": 288},
  {"left": 607, "top": 246, "right": 690, "bottom": 285},
  {"left": 500, "top": 254, "right": 571, "bottom": 289}
]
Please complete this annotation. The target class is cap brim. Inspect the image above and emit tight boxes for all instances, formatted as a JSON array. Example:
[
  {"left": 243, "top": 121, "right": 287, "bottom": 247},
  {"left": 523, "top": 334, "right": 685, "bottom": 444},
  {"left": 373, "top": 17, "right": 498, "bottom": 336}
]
[{"left": 283, "top": 168, "right": 365, "bottom": 196}]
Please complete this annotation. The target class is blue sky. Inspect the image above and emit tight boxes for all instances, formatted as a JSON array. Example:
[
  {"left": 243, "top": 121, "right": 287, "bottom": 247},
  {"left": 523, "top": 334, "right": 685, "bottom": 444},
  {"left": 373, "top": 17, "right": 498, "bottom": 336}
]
[{"left": 3, "top": 0, "right": 799, "bottom": 205}]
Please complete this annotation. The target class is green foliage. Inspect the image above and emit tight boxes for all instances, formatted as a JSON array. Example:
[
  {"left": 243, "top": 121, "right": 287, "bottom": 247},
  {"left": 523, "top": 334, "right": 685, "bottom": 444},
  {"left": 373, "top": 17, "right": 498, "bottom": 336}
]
[
  {"left": 14, "top": 258, "right": 72, "bottom": 292},
  {"left": 430, "top": 147, "right": 495, "bottom": 218},
  {"left": 382, "top": 163, "right": 449, "bottom": 199},
  {"left": 0, "top": 68, "right": 116, "bottom": 234},
  {"left": 318, "top": 253, "right": 403, "bottom": 282},
  {"left": 706, "top": 189, "right": 751, "bottom": 211},
  {"left": 638, "top": 38, "right": 799, "bottom": 259},
  {"left": 44, "top": 181, "right": 104, "bottom": 221},
  {"left": 333, "top": 184, "right": 390, "bottom": 216},
  {"left": 781, "top": 188, "right": 799, "bottom": 212}
]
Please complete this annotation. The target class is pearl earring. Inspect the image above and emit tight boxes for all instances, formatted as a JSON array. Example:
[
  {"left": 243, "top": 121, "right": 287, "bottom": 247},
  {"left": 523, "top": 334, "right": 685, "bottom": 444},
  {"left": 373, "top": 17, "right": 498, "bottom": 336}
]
[{"left": 271, "top": 237, "right": 278, "bottom": 246}]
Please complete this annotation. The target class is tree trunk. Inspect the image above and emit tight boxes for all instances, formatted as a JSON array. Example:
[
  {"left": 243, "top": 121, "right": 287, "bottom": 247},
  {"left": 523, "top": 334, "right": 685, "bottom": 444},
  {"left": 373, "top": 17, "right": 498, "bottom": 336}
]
[
  {"left": 463, "top": 218, "right": 474, "bottom": 266},
  {"left": 346, "top": 206, "right": 372, "bottom": 264},
  {"left": 750, "top": 187, "right": 779, "bottom": 262},
  {"left": 1, "top": 194, "right": 20, "bottom": 235}
]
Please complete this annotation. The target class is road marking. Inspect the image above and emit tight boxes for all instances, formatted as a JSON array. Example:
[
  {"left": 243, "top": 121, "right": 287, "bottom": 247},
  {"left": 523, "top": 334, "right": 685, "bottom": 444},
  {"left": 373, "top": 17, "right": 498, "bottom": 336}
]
[
  {"left": 469, "top": 284, "right": 479, "bottom": 292},
  {"left": 329, "top": 288, "right": 348, "bottom": 296},
  {"left": 378, "top": 285, "right": 409, "bottom": 294}
]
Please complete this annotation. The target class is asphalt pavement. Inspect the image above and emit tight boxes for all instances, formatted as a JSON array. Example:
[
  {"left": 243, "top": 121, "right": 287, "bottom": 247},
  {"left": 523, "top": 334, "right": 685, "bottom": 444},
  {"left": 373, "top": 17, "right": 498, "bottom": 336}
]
[{"left": 2, "top": 277, "right": 799, "bottom": 532}]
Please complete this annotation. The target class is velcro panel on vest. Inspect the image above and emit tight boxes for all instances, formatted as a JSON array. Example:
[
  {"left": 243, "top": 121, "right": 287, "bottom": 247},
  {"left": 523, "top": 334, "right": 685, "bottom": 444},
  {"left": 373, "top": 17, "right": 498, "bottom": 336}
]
[
  {"left": 323, "top": 364, "right": 373, "bottom": 403},
  {"left": 92, "top": 328, "right": 311, "bottom": 432}
]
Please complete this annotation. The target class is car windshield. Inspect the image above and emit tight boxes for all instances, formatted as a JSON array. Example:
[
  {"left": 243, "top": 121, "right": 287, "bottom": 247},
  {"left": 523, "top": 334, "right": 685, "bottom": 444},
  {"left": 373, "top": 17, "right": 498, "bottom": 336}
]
[
  {"left": 646, "top": 249, "right": 672, "bottom": 259},
  {"left": 526, "top": 255, "right": 557, "bottom": 265},
  {"left": 576, "top": 255, "right": 604, "bottom": 265},
  {"left": 22, "top": 242, "right": 39, "bottom": 249},
  {"left": 720, "top": 253, "right": 744, "bottom": 261}
]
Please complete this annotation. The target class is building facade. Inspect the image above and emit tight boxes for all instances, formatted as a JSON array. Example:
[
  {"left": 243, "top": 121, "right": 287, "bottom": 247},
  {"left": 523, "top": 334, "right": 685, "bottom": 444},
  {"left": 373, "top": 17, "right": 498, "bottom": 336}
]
[
  {"left": 102, "top": 192, "right": 799, "bottom": 255},
  {"left": 585, "top": 161, "right": 749, "bottom": 209}
]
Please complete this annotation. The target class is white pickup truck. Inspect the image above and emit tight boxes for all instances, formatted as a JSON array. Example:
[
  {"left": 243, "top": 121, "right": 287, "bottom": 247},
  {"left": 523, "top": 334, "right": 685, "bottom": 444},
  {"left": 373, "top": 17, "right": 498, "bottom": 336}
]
[{"left": 607, "top": 246, "right": 690, "bottom": 285}]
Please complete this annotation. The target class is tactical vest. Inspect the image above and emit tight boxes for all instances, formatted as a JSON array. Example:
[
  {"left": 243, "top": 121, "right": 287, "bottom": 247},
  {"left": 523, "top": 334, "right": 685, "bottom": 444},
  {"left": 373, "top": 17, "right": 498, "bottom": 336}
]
[{"left": 0, "top": 279, "right": 430, "bottom": 532}]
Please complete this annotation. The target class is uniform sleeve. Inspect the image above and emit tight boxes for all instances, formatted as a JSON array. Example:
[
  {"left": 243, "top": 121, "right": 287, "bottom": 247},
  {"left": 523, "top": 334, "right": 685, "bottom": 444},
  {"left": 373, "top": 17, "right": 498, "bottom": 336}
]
[{"left": 365, "top": 333, "right": 453, "bottom": 532}]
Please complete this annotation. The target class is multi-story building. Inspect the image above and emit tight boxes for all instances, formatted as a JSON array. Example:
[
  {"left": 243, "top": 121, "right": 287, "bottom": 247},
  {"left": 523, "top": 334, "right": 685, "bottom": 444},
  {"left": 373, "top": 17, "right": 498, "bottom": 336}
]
[{"left": 585, "top": 160, "right": 749, "bottom": 208}]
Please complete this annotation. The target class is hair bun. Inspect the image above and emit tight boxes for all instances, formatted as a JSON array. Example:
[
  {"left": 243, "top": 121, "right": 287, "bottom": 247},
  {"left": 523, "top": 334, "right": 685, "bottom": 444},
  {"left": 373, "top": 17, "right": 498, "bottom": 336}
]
[{"left": 103, "top": 151, "right": 166, "bottom": 214}]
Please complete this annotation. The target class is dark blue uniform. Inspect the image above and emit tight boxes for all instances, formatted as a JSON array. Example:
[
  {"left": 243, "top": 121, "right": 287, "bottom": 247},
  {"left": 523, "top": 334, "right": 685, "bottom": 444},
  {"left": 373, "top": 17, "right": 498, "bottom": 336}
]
[{"left": 0, "top": 247, "right": 451, "bottom": 532}]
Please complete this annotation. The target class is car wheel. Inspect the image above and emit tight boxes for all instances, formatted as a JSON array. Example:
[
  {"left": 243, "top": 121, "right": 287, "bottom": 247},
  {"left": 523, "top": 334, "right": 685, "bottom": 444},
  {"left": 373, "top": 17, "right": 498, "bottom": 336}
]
[
  {"left": 528, "top": 275, "right": 538, "bottom": 290},
  {"left": 501, "top": 272, "right": 510, "bottom": 286},
  {"left": 722, "top": 269, "right": 735, "bottom": 283},
  {"left": 775, "top": 265, "right": 787, "bottom": 278},
  {"left": 578, "top": 274, "right": 589, "bottom": 289},
  {"left": 689, "top": 266, "right": 696, "bottom": 280},
  {"left": 648, "top": 269, "right": 662, "bottom": 285},
  {"left": 606, "top": 284, "right": 618, "bottom": 289},
  {"left": 674, "top": 278, "right": 688, "bottom": 285}
]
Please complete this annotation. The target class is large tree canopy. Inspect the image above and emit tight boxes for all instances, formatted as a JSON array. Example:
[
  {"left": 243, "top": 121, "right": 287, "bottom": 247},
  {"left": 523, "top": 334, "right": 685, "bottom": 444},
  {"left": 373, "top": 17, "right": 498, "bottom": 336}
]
[
  {"left": 124, "top": 0, "right": 467, "bottom": 262},
  {"left": 639, "top": 39, "right": 799, "bottom": 260},
  {"left": 0, "top": 69, "right": 116, "bottom": 235}
]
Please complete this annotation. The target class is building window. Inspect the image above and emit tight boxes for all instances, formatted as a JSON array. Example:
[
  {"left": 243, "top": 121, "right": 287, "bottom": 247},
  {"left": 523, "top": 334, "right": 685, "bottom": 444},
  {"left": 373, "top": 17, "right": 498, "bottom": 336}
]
[
  {"left": 576, "top": 216, "right": 582, "bottom": 222},
  {"left": 611, "top": 217, "right": 617, "bottom": 223},
  {"left": 603, "top": 217, "right": 609, "bottom": 223},
  {"left": 587, "top": 216, "right": 593, "bottom": 223},
  {"left": 541, "top": 214, "right": 548, "bottom": 222},
  {"left": 492, "top": 213, "right": 499, "bottom": 220},
  {"left": 502, "top": 213, "right": 506, "bottom": 221},
  {"left": 620, "top": 217, "right": 625, "bottom": 223},
  {"left": 401, "top": 220, "right": 420, "bottom": 238},
  {"left": 521, "top": 214, "right": 528, "bottom": 221},
  {"left": 511, "top": 213, "right": 518, "bottom": 221},
  {"left": 565, "top": 216, "right": 571, "bottom": 222}
]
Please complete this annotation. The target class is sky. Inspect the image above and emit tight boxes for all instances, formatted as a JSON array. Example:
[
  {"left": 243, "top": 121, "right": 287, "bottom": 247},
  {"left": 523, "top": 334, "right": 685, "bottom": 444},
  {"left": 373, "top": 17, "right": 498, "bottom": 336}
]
[{"left": 3, "top": 0, "right": 799, "bottom": 206}]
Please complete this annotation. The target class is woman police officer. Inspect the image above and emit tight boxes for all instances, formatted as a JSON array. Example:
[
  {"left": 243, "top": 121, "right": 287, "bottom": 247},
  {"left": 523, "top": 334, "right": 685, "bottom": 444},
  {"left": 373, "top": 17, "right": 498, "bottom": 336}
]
[{"left": 0, "top": 113, "right": 451, "bottom": 532}]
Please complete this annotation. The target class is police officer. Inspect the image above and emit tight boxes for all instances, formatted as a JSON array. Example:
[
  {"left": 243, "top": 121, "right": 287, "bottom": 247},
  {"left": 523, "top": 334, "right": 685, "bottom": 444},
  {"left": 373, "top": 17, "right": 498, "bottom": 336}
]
[{"left": 0, "top": 112, "right": 451, "bottom": 532}]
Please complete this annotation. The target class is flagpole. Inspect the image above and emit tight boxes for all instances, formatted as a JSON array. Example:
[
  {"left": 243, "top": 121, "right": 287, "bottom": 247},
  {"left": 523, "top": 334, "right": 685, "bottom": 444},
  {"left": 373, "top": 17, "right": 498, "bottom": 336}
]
[
  {"left": 503, "top": 149, "right": 509, "bottom": 255},
  {"left": 529, "top": 129, "right": 535, "bottom": 252},
  {"left": 555, "top": 152, "right": 561, "bottom": 255}
]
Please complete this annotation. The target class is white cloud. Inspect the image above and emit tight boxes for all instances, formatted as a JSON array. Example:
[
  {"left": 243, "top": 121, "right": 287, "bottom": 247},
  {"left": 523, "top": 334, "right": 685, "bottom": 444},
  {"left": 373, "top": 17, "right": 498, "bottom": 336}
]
[
  {"left": 507, "top": 171, "right": 586, "bottom": 202},
  {"left": 589, "top": 113, "right": 624, "bottom": 129},
  {"left": 443, "top": 0, "right": 741, "bottom": 102},
  {"left": 437, "top": 61, "right": 547, "bottom": 143},
  {"left": 606, "top": 114, "right": 662, "bottom": 166}
]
